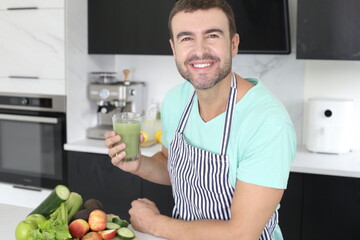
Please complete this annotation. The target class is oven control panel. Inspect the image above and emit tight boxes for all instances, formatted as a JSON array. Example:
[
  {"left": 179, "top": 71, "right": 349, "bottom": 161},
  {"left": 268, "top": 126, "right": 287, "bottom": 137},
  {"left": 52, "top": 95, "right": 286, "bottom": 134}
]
[
  {"left": 0, "top": 96, "right": 52, "bottom": 108},
  {"left": 0, "top": 93, "right": 65, "bottom": 112}
]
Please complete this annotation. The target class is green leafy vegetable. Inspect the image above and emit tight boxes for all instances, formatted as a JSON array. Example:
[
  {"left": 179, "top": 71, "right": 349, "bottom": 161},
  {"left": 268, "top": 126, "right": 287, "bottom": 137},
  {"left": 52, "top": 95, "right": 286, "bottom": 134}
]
[
  {"left": 65, "top": 192, "right": 83, "bottom": 222},
  {"left": 29, "top": 202, "right": 71, "bottom": 240}
]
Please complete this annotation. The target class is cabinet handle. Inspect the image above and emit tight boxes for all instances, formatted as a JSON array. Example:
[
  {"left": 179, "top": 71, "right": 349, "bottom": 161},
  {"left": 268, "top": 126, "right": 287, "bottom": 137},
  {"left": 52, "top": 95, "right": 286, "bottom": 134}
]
[
  {"left": 9, "top": 76, "right": 39, "bottom": 79},
  {"left": 7, "top": 7, "right": 38, "bottom": 11},
  {"left": 0, "top": 113, "right": 58, "bottom": 124}
]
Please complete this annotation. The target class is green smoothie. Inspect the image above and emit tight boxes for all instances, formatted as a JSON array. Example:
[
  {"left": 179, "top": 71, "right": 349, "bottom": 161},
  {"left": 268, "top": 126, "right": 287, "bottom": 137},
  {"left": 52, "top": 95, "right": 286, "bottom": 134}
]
[{"left": 112, "top": 113, "right": 142, "bottom": 161}]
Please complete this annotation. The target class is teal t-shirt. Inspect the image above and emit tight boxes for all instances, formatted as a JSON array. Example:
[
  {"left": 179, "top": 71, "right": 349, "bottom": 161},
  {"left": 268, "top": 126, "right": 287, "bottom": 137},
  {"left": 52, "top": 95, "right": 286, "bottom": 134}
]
[{"left": 161, "top": 78, "right": 296, "bottom": 190}]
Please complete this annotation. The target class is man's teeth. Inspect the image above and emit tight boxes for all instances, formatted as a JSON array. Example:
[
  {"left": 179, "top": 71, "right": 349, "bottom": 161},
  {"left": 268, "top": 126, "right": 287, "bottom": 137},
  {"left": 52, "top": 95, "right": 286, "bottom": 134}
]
[{"left": 193, "top": 63, "right": 211, "bottom": 68}]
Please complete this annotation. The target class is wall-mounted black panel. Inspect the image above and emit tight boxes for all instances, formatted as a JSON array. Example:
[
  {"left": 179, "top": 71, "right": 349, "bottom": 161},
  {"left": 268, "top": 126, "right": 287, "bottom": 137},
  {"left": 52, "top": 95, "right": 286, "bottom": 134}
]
[
  {"left": 88, "top": 0, "right": 176, "bottom": 55},
  {"left": 88, "top": 0, "right": 291, "bottom": 55},
  {"left": 297, "top": 0, "right": 360, "bottom": 60},
  {"left": 229, "top": 0, "right": 291, "bottom": 54}
]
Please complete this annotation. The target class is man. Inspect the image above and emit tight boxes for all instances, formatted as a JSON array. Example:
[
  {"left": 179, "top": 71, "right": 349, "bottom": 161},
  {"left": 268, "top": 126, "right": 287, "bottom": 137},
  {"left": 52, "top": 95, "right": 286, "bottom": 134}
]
[{"left": 105, "top": 0, "right": 296, "bottom": 239}]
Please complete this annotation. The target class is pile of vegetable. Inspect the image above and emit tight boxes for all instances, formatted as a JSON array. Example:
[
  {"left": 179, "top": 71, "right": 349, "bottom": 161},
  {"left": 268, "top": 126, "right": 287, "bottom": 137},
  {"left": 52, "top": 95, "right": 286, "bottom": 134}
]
[{"left": 15, "top": 184, "right": 136, "bottom": 240}]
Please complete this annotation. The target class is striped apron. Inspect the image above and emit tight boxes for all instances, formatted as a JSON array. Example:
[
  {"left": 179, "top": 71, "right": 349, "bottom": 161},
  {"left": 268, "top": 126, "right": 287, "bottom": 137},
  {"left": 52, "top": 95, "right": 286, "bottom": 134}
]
[{"left": 168, "top": 73, "right": 279, "bottom": 240}]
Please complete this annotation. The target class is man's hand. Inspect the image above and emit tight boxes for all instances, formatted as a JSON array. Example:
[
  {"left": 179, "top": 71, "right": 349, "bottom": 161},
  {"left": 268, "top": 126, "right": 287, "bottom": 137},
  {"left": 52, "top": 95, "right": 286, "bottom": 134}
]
[
  {"left": 129, "top": 198, "right": 162, "bottom": 234},
  {"left": 104, "top": 131, "right": 143, "bottom": 173}
]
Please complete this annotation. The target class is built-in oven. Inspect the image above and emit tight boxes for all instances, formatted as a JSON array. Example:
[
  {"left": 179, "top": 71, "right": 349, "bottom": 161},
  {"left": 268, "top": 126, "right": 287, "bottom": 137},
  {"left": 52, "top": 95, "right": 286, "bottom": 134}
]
[{"left": 0, "top": 92, "right": 66, "bottom": 190}]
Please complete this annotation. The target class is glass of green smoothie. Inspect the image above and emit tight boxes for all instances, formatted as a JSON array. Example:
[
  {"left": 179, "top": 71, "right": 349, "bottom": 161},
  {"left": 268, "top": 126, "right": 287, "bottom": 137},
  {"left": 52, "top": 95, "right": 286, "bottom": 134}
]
[{"left": 112, "top": 112, "right": 142, "bottom": 161}]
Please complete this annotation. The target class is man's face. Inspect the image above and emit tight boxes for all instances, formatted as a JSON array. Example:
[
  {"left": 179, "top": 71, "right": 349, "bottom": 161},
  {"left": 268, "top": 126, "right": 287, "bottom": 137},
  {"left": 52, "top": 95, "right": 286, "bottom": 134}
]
[{"left": 169, "top": 8, "right": 239, "bottom": 90}]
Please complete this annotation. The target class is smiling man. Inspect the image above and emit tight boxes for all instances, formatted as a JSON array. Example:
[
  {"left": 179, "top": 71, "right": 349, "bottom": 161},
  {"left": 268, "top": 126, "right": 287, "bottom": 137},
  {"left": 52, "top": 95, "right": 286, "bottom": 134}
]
[
  {"left": 171, "top": 9, "right": 234, "bottom": 91},
  {"left": 105, "top": 0, "right": 296, "bottom": 239}
]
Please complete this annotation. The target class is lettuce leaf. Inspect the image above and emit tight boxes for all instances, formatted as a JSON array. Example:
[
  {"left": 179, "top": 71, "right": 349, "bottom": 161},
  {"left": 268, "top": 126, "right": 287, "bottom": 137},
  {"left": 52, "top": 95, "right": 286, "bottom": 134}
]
[{"left": 30, "top": 202, "right": 71, "bottom": 240}]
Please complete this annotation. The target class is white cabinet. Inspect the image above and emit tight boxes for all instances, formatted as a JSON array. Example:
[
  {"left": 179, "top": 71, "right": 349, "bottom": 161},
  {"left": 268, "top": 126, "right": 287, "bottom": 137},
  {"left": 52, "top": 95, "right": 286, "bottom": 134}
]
[
  {"left": 0, "top": 182, "right": 51, "bottom": 209},
  {"left": 0, "top": 0, "right": 65, "bottom": 95},
  {"left": 0, "top": 0, "right": 63, "bottom": 10}
]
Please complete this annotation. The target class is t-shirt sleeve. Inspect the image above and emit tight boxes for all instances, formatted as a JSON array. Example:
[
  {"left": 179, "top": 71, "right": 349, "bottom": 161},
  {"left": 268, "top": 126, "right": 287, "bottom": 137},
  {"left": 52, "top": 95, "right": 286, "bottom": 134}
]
[{"left": 236, "top": 121, "right": 296, "bottom": 189}]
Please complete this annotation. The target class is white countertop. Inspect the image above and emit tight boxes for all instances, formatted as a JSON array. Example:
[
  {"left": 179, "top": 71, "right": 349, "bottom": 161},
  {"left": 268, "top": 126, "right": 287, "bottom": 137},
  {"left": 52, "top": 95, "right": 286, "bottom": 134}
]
[
  {"left": 64, "top": 139, "right": 162, "bottom": 157},
  {"left": 65, "top": 139, "right": 360, "bottom": 179},
  {"left": 0, "top": 203, "right": 166, "bottom": 240},
  {"left": 291, "top": 145, "right": 360, "bottom": 178}
]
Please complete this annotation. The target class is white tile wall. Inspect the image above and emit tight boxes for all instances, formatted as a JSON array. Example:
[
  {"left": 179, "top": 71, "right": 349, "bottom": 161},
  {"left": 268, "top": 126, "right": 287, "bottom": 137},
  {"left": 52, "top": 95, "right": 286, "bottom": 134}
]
[{"left": 66, "top": 0, "right": 360, "bottom": 150}]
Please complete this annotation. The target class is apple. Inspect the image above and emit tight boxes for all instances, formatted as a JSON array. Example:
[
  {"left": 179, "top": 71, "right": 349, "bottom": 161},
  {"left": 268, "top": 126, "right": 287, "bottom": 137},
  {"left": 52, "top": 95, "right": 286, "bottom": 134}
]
[
  {"left": 88, "top": 209, "right": 106, "bottom": 231},
  {"left": 26, "top": 214, "right": 46, "bottom": 227},
  {"left": 15, "top": 220, "right": 37, "bottom": 240},
  {"left": 69, "top": 219, "right": 90, "bottom": 238},
  {"left": 99, "top": 229, "right": 117, "bottom": 239},
  {"left": 81, "top": 231, "right": 102, "bottom": 240}
]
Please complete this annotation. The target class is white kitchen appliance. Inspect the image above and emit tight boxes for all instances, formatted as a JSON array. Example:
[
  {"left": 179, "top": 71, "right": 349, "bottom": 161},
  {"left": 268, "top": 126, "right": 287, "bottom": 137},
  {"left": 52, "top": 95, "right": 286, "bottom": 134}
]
[{"left": 306, "top": 98, "right": 354, "bottom": 154}]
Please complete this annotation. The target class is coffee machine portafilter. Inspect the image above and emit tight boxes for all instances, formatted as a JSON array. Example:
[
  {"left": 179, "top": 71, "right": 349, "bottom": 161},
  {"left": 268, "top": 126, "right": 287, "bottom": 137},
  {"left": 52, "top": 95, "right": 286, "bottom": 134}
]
[{"left": 86, "top": 71, "right": 146, "bottom": 139}]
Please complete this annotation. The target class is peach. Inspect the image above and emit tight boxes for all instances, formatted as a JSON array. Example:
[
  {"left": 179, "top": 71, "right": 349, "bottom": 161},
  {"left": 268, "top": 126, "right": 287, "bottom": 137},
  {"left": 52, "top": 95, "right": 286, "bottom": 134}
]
[
  {"left": 99, "top": 229, "right": 117, "bottom": 239},
  {"left": 69, "top": 219, "right": 90, "bottom": 238},
  {"left": 81, "top": 231, "right": 102, "bottom": 240},
  {"left": 88, "top": 209, "right": 107, "bottom": 231}
]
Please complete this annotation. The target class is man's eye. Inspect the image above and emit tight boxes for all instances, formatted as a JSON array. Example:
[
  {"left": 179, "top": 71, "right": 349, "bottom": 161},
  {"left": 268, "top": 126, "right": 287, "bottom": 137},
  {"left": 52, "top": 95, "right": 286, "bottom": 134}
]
[
  {"left": 208, "top": 34, "right": 219, "bottom": 38},
  {"left": 181, "top": 37, "right": 192, "bottom": 42}
]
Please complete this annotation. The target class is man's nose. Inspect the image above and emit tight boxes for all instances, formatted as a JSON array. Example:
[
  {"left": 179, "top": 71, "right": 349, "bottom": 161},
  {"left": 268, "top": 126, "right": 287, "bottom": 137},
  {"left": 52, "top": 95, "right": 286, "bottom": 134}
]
[{"left": 193, "top": 38, "right": 210, "bottom": 55}]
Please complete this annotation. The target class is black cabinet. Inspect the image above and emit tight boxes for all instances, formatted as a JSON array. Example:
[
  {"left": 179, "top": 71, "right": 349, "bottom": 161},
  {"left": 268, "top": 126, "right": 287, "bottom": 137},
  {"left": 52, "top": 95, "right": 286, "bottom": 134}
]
[
  {"left": 67, "top": 151, "right": 174, "bottom": 221},
  {"left": 142, "top": 179, "right": 174, "bottom": 217},
  {"left": 302, "top": 174, "right": 360, "bottom": 240},
  {"left": 88, "top": 0, "right": 176, "bottom": 55},
  {"left": 279, "top": 172, "right": 360, "bottom": 239},
  {"left": 297, "top": 0, "right": 360, "bottom": 60},
  {"left": 279, "top": 173, "right": 304, "bottom": 240}
]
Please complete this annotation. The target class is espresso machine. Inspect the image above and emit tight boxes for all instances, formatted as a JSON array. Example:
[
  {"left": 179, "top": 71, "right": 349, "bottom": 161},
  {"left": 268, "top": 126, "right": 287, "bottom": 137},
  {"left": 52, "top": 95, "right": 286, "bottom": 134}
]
[{"left": 86, "top": 71, "right": 146, "bottom": 139}]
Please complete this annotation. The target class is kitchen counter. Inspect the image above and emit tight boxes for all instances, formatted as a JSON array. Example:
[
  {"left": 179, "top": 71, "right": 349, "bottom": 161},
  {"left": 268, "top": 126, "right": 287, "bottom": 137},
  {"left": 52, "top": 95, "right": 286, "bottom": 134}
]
[
  {"left": 64, "top": 139, "right": 162, "bottom": 156},
  {"left": 291, "top": 145, "right": 360, "bottom": 178},
  {"left": 0, "top": 203, "right": 166, "bottom": 240},
  {"left": 65, "top": 139, "right": 360, "bottom": 178}
]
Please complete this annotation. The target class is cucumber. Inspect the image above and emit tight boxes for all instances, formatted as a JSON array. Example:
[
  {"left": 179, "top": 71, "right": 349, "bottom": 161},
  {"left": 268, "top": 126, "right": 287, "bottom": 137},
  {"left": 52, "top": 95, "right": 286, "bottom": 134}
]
[
  {"left": 117, "top": 227, "right": 135, "bottom": 240},
  {"left": 28, "top": 184, "right": 70, "bottom": 218},
  {"left": 106, "top": 222, "right": 121, "bottom": 230},
  {"left": 113, "top": 217, "right": 129, "bottom": 227},
  {"left": 106, "top": 213, "right": 119, "bottom": 222}
]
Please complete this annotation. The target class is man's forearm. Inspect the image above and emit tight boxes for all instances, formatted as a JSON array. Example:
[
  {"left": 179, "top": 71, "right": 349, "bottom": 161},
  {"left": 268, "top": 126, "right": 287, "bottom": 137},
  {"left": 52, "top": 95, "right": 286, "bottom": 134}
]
[
  {"left": 133, "top": 151, "right": 171, "bottom": 185},
  {"left": 151, "top": 214, "right": 257, "bottom": 240}
]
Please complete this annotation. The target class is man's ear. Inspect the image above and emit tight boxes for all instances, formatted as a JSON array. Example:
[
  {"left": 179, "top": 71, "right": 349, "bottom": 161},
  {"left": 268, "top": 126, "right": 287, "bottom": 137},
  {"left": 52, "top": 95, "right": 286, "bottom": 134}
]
[
  {"left": 231, "top": 33, "right": 240, "bottom": 57},
  {"left": 169, "top": 39, "right": 176, "bottom": 57}
]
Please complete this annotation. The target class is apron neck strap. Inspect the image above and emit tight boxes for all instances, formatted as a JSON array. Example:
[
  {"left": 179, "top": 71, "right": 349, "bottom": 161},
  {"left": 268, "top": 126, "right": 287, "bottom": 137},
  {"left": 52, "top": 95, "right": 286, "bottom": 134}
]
[
  {"left": 176, "top": 73, "right": 238, "bottom": 155},
  {"left": 220, "top": 73, "right": 237, "bottom": 155},
  {"left": 177, "top": 91, "right": 196, "bottom": 134}
]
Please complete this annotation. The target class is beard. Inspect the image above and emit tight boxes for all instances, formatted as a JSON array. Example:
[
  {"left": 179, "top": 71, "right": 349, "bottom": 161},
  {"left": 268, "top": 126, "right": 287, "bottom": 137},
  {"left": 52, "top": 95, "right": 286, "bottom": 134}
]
[{"left": 175, "top": 52, "right": 232, "bottom": 90}]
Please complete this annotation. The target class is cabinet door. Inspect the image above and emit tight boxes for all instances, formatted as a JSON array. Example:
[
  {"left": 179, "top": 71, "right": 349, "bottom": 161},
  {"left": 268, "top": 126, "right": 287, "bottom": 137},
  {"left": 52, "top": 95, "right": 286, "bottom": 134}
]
[
  {"left": 88, "top": 0, "right": 175, "bottom": 55},
  {"left": 142, "top": 179, "right": 174, "bottom": 217},
  {"left": 302, "top": 174, "right": 360, "bottom": 239},
  {"left": 67, "top": 151, "right": 142, "bottom": 221},
  {"left": 278, "top": 173, "right": 304, "bottom": 240},
  {"left": 0, "top": 8, "right": 64, "bottom": 79}
]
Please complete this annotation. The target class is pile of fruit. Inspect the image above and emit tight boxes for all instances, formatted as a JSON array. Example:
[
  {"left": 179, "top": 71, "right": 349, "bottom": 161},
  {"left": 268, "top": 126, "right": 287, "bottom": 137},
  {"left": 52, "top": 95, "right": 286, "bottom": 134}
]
[{"left": 15, "top": 184, "right": 135, "bottom": 240}]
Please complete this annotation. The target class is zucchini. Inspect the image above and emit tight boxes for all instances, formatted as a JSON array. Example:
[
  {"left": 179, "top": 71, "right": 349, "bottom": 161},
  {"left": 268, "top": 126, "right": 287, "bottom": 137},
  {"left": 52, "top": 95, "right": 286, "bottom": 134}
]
[
  {"left": 28, "top": 184, "right": 70, "bottom": 218},
  {"left": 117, "top": 227, "right": 135, "bottom": 240}
]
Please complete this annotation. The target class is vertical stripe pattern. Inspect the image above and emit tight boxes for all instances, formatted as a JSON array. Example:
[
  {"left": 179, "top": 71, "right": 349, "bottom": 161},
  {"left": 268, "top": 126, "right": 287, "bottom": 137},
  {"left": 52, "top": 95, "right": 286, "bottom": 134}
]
[{"left": 168, "top": 73, "right": 278, "bottom": 239}]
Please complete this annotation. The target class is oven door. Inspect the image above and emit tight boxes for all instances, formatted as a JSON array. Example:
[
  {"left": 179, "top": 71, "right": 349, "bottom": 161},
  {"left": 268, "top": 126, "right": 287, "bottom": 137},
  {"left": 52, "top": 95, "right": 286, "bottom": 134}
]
[{"left": 0, "top": 111, "right": 66, "bottom": 189}]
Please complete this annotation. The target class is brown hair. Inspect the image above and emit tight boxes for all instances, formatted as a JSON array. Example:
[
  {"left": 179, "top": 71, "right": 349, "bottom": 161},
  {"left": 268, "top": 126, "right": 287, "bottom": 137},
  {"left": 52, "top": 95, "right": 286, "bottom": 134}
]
[{"left": 168, "top": 0, "right": 237, "bottom": 40}]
